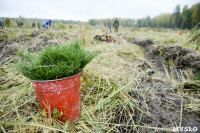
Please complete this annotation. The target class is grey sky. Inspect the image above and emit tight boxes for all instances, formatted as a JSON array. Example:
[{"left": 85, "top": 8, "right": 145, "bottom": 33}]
[{"left": 0, "top": 0, "right": 199, "bottom": 21}]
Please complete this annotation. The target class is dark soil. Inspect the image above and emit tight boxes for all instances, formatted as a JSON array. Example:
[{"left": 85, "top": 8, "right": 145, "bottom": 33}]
[
  {"left": 152, "top": 45, "right": 200, "bottom": 70},
  {"left": 129, "top": 79, "right": 200, "bottom": 133},
  {"left": 31, "top": 30, "right": 40, "bottom": 37},
  {"left": 117, "top": 38, "right": 200, "bottom": 133},
  {"left": 94, "top": 35, "right": 116, "bottom": 42},
  {"left": 0, "top": 32, "right": 59, "bottom": 63},
  {"left": 0, "top": 40, "right": 18, "bottom": 63},
  {"left": 133, "top": 38, "right": 154, "bottom": 47}
]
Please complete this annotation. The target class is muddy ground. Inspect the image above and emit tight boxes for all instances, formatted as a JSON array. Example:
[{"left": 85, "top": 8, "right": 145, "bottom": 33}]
[
  {"left": 0, "top": 30, "right": 62, "bottom": 64},
  {"left": 118, "top": 38, "right": 200, "bottom": 132},
  {"left": 94, "top": 35, "right": 116, "bottom": 42}
]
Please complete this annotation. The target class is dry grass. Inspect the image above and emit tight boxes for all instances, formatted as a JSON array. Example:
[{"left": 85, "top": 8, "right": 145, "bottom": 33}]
[{"left": 0, "top": 25, "right": 199, "bottom": 132}]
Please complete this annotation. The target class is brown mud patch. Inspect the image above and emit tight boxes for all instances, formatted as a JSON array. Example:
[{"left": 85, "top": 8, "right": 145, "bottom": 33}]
[
  {"left": 31, "top": 30, "right": 40, "bottom": 37},
  {"left": 94, "top": 35, "right": 116, "bottom": 42},
  {"left": 0, "top": 33, "right": 59, "bottom": 63},
  {"left": 133, "top": 39, "right": 154, "bottom": 47},
  {"left": 118, "top": 38, "right": 200, "bottom": 132},
  {"left": 126, "top": 38, "right": 154, "bottom": 47},
  {"left": 152, "top": 45, "right": 200, "bottom": 70}
]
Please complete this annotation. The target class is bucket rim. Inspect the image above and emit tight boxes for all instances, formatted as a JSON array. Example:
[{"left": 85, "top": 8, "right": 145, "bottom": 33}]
[{"left": 31, "top": 72, "right": 82, "bottom": 83}]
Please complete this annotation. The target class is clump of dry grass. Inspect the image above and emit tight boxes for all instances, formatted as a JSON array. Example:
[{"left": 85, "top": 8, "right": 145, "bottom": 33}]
[
  {"left": 84, "top": 41, "right": 151, "bottom": 87},
  {"left": 53, "top": 23, "right": 66, "bottom": 29}
]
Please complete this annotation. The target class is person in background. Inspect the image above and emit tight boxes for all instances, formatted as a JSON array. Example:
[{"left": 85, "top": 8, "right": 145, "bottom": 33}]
[
  {"left": 32, "top": 21, "right": 35, "bottom": 28},
  {"left": 17, "top": 21, "right": 23, "bottom": 27},
  {"left": 0, "top": 19, "right": 3, "bottom": 28},
  {"left": 113, "top": 18, "right": 119, "bottom": 32},
  {"left": 107, "top": 19, "right": 112, "bottom": 32},
  {"left": 49, "top": 20, "right": 52, "bottom": 27},
  {"left": 46, "top": 20, "right": 49, "bottom": 28},
  {"left": 38, "top": 22, "right": 40, "bottom": 30},
  {"left": 42, "top": 20, "right": 47, "bottom": 29},
  {"left": 96, "top": 24, "right": 99, "bottom": 29}
]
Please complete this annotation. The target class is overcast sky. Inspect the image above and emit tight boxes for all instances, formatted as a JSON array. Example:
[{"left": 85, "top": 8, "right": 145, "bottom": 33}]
[{"left": 0, "top": 0, "right": 199, "bottom": 21}]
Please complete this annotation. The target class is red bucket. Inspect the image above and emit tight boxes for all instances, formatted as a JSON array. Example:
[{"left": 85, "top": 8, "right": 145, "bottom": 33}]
[{"left": 32, "top": 73, "right": 81, "bottom": 123}]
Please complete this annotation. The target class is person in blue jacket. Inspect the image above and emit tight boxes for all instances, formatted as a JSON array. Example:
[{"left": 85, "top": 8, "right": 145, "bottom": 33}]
[
  {"left": 49, "top": 20, "right": 52, "bottom": 27},
  {"left": 42, "top": 20, "right": 47, "bottom": 29},
  {"left": 0, "top": 19, "right": 3, "bottom": 27}
]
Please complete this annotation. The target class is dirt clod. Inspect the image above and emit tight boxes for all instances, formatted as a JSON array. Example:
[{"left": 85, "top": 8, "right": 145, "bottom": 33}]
[
  {"left": 31, "top": 30, "right": 40, "bottom": 37},
  {"left": 152, "top": 45, "right": 200, "bottom": 69},
  {"left": 94, "top": 35, "right": 116, "bottom": 42},
  {"left": 133, "top": 38, "right": 154, "bottom": 47}
]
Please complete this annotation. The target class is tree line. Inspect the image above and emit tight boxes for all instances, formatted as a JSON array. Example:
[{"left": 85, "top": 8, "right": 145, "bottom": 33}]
[
  {"left": 1, "top": 2, "right": 199, "bottom": 29},
  {"left": 0, "top": 16, "right": 82, "bottom": 27},
  {"left": 88, "top": 2, "right": 200, "bottom": 29}
]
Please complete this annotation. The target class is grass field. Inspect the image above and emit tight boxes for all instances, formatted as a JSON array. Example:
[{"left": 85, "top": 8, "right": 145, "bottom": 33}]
[{"left": 0, "top": 25, "right": 200, "bottom": 132}]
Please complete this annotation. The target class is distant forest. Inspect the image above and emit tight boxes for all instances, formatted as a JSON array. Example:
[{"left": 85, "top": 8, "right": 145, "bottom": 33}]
[
  {"left": 88, "top": 3, "right": 200, "bottom": 29},
  {"left": 0, "top": 17, "right": 82, "bottom": 25},
  {"left": 1, "top": 2, "right": 200, "bottom": 29}
]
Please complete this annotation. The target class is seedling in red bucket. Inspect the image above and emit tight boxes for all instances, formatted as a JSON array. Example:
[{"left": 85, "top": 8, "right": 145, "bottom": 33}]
[{"left": 16, "top": 41, "right": 97, "bottom": 123}]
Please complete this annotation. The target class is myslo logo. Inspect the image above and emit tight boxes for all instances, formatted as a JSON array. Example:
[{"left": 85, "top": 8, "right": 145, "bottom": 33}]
[{"left": 173, "top": 127, "right": 198, "bottom": 132}]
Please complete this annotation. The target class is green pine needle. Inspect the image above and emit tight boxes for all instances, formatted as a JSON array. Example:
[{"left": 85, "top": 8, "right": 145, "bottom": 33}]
[{"left": 15, "top": 41, "right": 97, "bottom": 80}]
